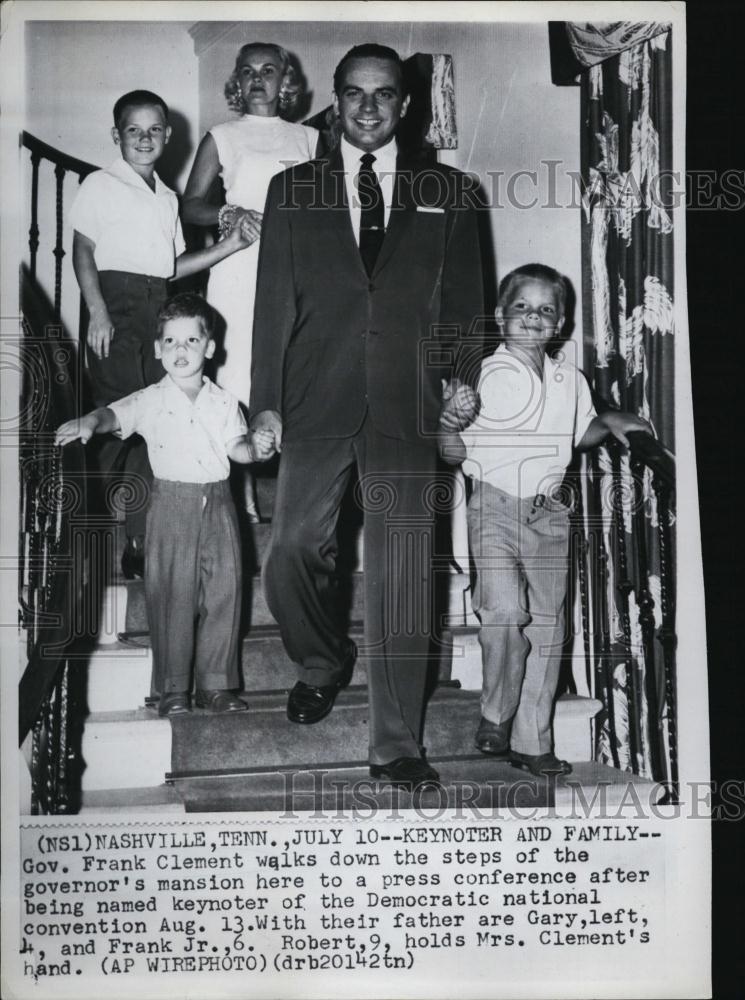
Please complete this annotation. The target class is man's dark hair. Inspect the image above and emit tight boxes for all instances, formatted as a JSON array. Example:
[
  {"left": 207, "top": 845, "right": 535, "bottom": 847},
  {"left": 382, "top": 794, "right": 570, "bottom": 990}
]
[
  {"left": 498, "top": 263, "right": 569, "bottom": 314},
  {"left": 156, "top": 293, "right": 214, "bottom": 340},
  {"left": 113, "top": 90, "right": 169, "bottom": 129},
  {"left": 333, "top": 44, "right": 406, "bottom": 94}
]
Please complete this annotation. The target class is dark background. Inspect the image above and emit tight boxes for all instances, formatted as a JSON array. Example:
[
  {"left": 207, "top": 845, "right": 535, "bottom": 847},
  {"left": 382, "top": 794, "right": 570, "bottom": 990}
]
[{"left": 687, "top": 3, "right": 744, "bottom": 998}]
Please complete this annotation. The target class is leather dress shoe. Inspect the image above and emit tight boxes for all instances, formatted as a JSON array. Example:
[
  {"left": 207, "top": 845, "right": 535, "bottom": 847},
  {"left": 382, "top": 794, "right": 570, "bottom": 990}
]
[
  {"left": 121, "top": 537, "right": 145, "bottom": 580},
  {"left": 474, "top": 717, "right": 511, "bottom": 757},
  {"left": 508, "top": 751, "right": 572, "bottom": 777},
  {"left": 195, "top": 689, "right": 248, "bottom": 713},
  {"left": 369, "top": 757, "right": 441, "bottom": 792},
  {"left": 158, "top": 692, "right": 190, "bottom": 718},
  {"left": 287, "top": 642, "right": 356, "bottom": 724}
]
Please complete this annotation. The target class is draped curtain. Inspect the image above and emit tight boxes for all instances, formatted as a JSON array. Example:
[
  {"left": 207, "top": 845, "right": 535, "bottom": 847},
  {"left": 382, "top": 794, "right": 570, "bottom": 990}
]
[{"left": 557, "top": 23, "right": 676, "bottom": 783}]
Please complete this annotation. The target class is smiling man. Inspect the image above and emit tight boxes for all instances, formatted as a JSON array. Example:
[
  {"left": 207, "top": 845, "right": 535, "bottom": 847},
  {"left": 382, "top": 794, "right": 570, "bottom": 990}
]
[{"left": 250, "top": 44, "right": 484, "bottom": 792}]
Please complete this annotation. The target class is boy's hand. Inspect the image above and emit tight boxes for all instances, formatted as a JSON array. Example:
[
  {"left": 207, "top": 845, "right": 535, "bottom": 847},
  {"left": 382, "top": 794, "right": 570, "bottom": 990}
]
[
  {"left": 55, "top": 414, "right": 98, "bottom": 447},
  {"left": 440, "top": 379, "right": 480, "bottom": 432},
  {"left": 250, "top": 428, "right": 276, "bottom": 462},
  {"left": 87, "top": 309, "right": 115, "bottom": 360},
  {"left": 601, "top": 411, "right": 654, "bottom": 448}
]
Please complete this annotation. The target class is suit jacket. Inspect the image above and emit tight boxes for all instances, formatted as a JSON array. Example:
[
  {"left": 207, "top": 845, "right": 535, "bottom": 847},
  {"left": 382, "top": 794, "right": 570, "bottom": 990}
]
[{"left": 250, "top": 147, "right": 484, "bottom": 444}]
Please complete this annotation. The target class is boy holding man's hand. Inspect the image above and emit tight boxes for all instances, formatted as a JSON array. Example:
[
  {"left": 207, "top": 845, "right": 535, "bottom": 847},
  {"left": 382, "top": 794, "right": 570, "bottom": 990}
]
[
  {"left": 57, "top": 294, "right": 274, "bottom": 717},
  {"left": 439, "top": 264, "right": 652, "bottom": 776}
]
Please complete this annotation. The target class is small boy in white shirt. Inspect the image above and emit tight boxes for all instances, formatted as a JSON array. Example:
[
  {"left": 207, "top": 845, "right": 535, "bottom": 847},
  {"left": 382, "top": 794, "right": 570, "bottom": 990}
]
[
  {"left": 70, "top": 89, "right": 261, "bottom": 578},
  {"left": 440, "top": 264, "right": 652, "bottom": 776},
  {"left": 56, "top": 294, "right": 274, "bottom": 717}
]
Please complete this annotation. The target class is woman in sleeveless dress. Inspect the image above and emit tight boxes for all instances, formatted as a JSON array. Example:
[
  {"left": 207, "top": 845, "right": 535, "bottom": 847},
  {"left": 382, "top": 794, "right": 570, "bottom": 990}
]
[{"left": 184, "top": 42, "right": 318, "bottom": 518}]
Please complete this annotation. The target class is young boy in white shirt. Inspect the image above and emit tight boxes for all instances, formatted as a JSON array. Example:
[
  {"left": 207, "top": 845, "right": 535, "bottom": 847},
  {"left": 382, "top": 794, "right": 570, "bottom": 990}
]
[
  {"left": 69, "top": 90, "right": 261, "bottom": 578},
  {"left": 440, "top": 264, "right": 652, "bottom": 776},
  {"left": 56, "top": 294, "right": 274, "bottom": 717}
]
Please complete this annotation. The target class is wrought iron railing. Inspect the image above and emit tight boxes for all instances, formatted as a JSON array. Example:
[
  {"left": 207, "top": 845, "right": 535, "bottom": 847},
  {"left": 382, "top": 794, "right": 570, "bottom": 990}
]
[
  {"left": 19, "top": 133, "right": 98, "bottom": 814},
  {"left": 570, "top": 429, "right": 677, "bottom": 797}
]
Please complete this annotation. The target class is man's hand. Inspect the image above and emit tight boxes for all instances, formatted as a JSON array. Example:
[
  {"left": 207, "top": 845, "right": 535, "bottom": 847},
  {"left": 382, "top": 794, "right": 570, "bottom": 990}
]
[
  {"left": 250, "top": 428, "right": 276, "bottom": 462},
  {"left": 440, "top": 379, "right": 480, "bottom": 432},
  {"left": 87, "top": 309, "right": 114, "bottom": 360},
  {"left": 252, "top": 409, "right": 283, "bottom": 453},
  {"left": 600, "top": 411, "right": 654, "bottom": 449},
  {"left": 55, "top": 413, "right": 99, "bottom": 446}
]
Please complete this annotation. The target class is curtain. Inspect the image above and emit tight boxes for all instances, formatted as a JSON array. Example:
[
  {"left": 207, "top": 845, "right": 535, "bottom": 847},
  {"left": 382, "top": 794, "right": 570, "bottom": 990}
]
[{"left": 574, "top": 27, "right": 676, "bottom": 784}]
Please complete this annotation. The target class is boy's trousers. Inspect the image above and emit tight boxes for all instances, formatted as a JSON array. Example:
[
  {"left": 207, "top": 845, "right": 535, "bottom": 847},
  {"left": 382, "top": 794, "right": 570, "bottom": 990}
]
[
  {"left": 145, "top": 479, "right": 242, "bottom": 695},
  {"left": 467, "top": 480, "right": 571, "bottom": 756},
  {"left": 87, "top": 271, "right": 167, "bottom": 539}
]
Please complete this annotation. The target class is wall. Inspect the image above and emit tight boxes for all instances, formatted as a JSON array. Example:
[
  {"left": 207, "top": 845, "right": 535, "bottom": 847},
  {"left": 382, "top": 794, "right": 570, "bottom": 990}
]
[
  {"left": 195, "top": 19, "right": 582, "bottom": 339},
  {"left": 24, "top": 21, "right": 199, "bottom": 339}
]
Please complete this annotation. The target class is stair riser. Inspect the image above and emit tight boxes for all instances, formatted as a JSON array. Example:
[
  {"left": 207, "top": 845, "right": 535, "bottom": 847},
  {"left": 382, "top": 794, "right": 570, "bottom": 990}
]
[{"left": 81, "top": 718, "right": 171, "bottom": 791}]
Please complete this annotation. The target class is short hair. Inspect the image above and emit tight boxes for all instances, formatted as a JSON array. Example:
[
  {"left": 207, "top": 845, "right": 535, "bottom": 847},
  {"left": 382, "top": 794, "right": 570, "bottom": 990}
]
[
  {"left": 224, "top": 42, "right": 303, "bottom": 116},
  {"left": 498, "top": 263, "right": 568, "bottom": 314},
  {"left": 113, "top": 90, "right": 169, "bottom": 129},
  {"left": 156, "top": 293, "right": 214, "bottom": 340},
  {"left": 333, "top": 44, "right": 406, "bottom": 94}
]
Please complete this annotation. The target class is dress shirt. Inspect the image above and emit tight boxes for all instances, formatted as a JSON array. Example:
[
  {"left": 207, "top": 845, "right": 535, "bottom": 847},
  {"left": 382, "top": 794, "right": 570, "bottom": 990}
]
[
  {"left": 69, "top": 158, "right": 185, "bottom": 278},
  {"left": 461, "top": 345, "right": 597, "bottom": 500},
  {"left": 340, "top": 135, "right": 397, "bottom": 245},
  {"left": 109, "top": 376, "right": 247, "bottom": 483}
]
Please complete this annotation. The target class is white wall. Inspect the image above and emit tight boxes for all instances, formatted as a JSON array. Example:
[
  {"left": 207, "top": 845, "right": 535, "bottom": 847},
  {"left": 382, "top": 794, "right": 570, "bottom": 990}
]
[
  {"left": 24, "top": 21, "right": 199, "bottom": 339},
  {"left": 195, "top": 19, "right": 582, "bottom": 339}
]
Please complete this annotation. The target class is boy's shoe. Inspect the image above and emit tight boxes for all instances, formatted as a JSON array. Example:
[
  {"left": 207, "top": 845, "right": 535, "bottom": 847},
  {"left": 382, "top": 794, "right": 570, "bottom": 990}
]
[
  {"left": 121, "top": 536, "right": 145, "bottom": 580},
  {"left": 474, "top": 717, "right": 511, "bottom": 757},
  {"left": 158, "top": 692, "right": 190, "bottom": 717},
  {"left": 508, "top": 751, "right": 572, "bottom": 777},
  {"left": 194, "top": 689, "right": 248, "bottom": 713}
]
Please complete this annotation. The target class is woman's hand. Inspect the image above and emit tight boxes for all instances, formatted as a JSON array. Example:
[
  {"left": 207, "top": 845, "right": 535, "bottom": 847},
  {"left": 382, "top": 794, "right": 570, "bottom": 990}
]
[{"left": 237, "top": 209, "right": 262, "bottom": 246}]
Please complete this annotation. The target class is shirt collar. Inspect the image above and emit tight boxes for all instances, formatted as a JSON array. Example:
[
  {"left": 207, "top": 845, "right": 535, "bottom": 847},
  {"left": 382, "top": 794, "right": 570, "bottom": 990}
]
[
  {"left": 107, "top": 156, "right": 167, "bottom": 195},
  {"left": 494, "top": 343, "right": 559, "bottom": 375},
  {"left": 162, "top": 374, "right": 211, "bottom": 398},
  {"left": 340, "top": 135, "right": 398, "bottom": 174}
]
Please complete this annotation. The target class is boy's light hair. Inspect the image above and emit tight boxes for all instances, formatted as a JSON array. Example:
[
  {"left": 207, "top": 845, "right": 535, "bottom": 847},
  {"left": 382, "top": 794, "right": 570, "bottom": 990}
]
[
  {"left": 156, "top": 293, "right": 214, "bottom": 340},
  {"left": 498, "top": 263, "right": 568, "bottom": 314},
  {"left": 224, "top": 42, "right": 303, "bottom": 115},
  {"left": 113, "top": 90, "right": 169, "bottom": 129}
]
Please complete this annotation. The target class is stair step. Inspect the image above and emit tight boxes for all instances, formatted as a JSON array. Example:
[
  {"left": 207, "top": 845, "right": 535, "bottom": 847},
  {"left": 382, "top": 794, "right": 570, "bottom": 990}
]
[
  {"left": 168, "top": 688, "right": 599, "bottom": 776},
  {"left": 86, "top": 626, "right": 458, "bottom": 711},
  {"left": 79, "top": 784, "right": 185, "bottom": 814},
  {"left": 174, "top": 756, "right": 555, "bottom": 812},
  {"left": 80, "top": 709, "right": 170, "bottom": 791}
]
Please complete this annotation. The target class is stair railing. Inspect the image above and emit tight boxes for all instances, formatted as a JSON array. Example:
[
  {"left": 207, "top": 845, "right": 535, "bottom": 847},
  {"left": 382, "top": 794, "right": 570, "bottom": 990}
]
[
  {"left": 571, "top": 428, "right": 677, "bottom": 797},
  {"left": 18, "top": 133, "right": 98, "bottom": 813}
]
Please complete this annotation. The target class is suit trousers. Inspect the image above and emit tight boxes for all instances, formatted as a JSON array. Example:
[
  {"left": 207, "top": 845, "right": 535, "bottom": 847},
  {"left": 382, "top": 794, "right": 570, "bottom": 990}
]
[
  {"left": 264, "top": 415, "right": 438, "bottom": 764},
  {"left": 87, "top": 270, "right": 167, "bottom": 539},
  {"left": 145, "top": 478, "right": 242, "bottom": 695},
  {"left": 467, "top": 481, "right": 570, "bottom": 756}
]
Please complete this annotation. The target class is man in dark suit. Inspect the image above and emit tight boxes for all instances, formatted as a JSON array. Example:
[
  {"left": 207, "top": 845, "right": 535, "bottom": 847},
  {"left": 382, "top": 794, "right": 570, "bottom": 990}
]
[{"left": 250, "top": 44, "right": 483, "bottom": 791}]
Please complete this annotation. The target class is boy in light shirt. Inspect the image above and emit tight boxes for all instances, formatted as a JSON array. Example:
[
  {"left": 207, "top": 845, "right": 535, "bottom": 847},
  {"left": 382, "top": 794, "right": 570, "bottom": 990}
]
[
  {"left": 56, "top": 294, "right": 274, "bottom": 717},
  {"left": 69, "top": 90, "right": 261, "bottom": 577},
  {"left": 440, "top": 264, "right": 652, "bottom": 776}
]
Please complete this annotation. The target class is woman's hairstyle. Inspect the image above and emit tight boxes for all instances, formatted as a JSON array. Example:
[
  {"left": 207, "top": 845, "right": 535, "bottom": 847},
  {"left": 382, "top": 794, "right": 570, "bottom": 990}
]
[{"left": 224, "top": 42, "right": 302, "bottom": 116}]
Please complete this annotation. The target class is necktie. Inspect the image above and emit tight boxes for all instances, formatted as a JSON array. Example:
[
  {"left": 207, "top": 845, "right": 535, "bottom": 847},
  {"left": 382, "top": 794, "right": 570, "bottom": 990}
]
[{"left": 357, "top": 153, "right": 385, "bottom": 276}]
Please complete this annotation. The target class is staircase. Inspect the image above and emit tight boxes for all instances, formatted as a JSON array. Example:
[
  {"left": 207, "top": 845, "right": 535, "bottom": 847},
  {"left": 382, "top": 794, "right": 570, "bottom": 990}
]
[{"left": 74, "top": 477, "right": 652, "bottom": 815}]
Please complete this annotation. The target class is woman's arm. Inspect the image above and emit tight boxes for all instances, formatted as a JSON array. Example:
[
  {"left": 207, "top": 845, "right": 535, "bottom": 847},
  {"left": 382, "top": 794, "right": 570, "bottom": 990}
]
[{"left": 182, "top": 133, "right": 223, "bottom": 227}]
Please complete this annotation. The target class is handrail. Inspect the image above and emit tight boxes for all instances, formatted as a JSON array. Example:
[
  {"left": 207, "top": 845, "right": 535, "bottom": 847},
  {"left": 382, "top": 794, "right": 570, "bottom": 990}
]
[
  {"left": 22, "top": 131, "right": 98, "bottom": 181},
  {"left": 627, "top": 430, "right": 675, "bottom": 488}
]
